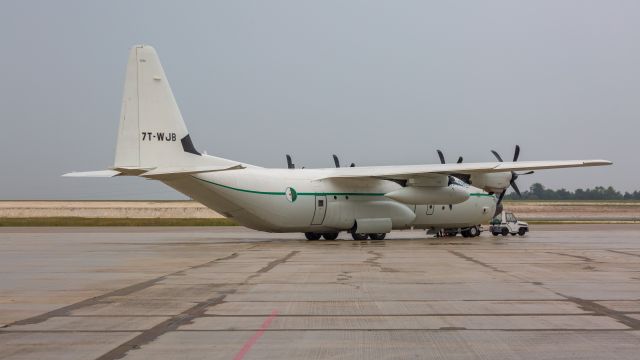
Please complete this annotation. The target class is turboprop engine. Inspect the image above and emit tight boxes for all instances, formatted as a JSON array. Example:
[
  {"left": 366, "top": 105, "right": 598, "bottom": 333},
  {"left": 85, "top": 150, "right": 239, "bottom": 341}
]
[
  {"left": 469, "top": 173, "right": 512, "bottom": 193},
  {"left": 385, "top": 185, "right": 470, "bottom": 205}
]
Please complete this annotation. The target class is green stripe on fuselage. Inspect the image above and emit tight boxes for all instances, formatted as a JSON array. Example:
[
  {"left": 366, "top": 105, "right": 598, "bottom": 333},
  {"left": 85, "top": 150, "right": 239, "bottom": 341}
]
[
  {"left": 194, "top": 177, "right": 383, "bottom": 196},
  {"left": 194, "top": 177, "right": 495, "bottom": 198}
]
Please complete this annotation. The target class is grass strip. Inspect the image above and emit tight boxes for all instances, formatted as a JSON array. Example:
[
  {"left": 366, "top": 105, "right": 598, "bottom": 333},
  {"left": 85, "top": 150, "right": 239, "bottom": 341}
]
[{"left": 0, "top": 217, "right": 239, "bottom": 227}]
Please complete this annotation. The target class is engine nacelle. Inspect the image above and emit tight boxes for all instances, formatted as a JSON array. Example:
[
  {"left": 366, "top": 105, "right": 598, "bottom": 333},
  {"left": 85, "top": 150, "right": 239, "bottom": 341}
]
[
  {"left": 385, "top": 185, "right": 470, "bottom": 205},
  {"left": 469, "top": 172, "right": 512, "bottom": 193}
]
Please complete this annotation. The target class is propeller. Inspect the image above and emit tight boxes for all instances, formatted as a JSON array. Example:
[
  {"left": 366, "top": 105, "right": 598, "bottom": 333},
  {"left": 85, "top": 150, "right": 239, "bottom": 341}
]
[
  {"left": 436, "top": 150, "right": 463, "bottom": 164},
  {"left": 286, "top": 154, "right": 295, "bottom": 169},
  {"left": 436, "top": 150, "right": 467, "bottom": 185},
  {"left": 332, "top": 154, "right": 355, "bottom": 168},
  {"left": 490, "top": 145, "right": 535, "bottom": 203}
]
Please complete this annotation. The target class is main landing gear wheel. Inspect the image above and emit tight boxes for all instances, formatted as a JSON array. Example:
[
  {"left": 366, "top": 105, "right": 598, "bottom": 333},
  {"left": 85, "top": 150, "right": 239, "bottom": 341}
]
[
  {"left": 322, "top": 232, "right": 339, "bottom": 240},
  {"left": 501, "top": 228, "right": 509, "bottom": 236},
  {"left": 351, "top": 231, "right": 369, "bottom": 240},
  {"left": 304, "top": 232, "right": 321, "bottom": 241},
  {"left": 369, "top": 233, "right": 386, "bottom": 240},
  {"left": 468, "top": 226, "right": 479, "bottom": 237}
]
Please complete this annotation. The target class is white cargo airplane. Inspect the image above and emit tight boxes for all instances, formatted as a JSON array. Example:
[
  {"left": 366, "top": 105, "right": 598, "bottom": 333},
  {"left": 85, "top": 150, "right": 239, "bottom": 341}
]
[{"left": 65, "top": 45, "right": 612, "bottom": 240}]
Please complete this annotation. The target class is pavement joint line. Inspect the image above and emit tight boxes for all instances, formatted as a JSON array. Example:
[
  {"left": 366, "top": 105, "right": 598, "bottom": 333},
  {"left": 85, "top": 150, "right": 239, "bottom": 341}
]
[
  {"left": 15, "top": 313, "right": 608, "bottom": 318},
  {"left": 447, "top": 250, "right": 507, "bottom": 273},
  {"left": 198, "top": 313, "right": 602, "bottom": 317},
  {"left": 608, "top": 249, "right": 640, "bottom": 258},
  {"left": 197, "top": 299, "right": 585, "bottom": 302},
  {"left": 481, "top": 257, "right": 640, "bottom": 331},
  {"left": 559, "top": 296, "right": 640, "bottom": 330},
  {"left": 1, "top": 250, "right": 245, "bottom": 328},
  {"left": 94, "top": 293, "right": 231, "bottom": 360},
  {"left": 169, "top": 328, "right": 635, "bottom": 332},
  {"left": 93, "top": 250, "right": 301, "bottom": 360},
  {"left": 546, "top": 251, "right": 596, "bottom": 262},
  {"left": 445, "top": 249, "right": 631, "bottom": 322},
  {"left": 254, "top": 251, "right": 300, "bottom": 274},
  {"left": 0, "top": 328, "right": 636, "bottom": 333}
]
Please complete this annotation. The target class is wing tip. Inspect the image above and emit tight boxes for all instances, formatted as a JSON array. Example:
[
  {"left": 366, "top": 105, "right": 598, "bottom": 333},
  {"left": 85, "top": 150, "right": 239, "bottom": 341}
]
[{"left": 584, "top": 160, "right": 613, "bottom": 166}]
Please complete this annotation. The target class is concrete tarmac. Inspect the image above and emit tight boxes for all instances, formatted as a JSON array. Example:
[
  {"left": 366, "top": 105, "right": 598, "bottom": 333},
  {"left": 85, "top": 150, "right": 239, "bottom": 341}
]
[{"left": 0, "top": 225, "right": 639, "bottom": 359}]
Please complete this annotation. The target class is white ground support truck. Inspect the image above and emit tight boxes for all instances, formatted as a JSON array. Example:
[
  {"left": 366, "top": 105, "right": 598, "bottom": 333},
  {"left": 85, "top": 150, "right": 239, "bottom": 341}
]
[{"left": 489, "top": 211, "right": 529, "bottom": 236}]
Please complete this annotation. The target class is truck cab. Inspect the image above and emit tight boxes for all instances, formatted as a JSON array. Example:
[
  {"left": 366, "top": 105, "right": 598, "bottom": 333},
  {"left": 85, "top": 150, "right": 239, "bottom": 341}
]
[{"left": 489, "top": 211, "right": 529, "bottom": 236}]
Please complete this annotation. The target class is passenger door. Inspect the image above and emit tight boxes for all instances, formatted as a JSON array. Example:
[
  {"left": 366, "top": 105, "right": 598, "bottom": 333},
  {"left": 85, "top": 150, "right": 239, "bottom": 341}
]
[
  {"left": 426, "top": 204, "right": 435, "bottom": 215},
  {"left": 311, "top": 195, "right": 327, "bottom": 225}
]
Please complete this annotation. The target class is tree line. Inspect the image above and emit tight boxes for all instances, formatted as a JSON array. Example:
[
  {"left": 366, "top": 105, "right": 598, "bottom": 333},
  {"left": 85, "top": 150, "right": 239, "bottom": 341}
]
[{"left": 503, "top": 183, "right": 640, "bottom": 200}]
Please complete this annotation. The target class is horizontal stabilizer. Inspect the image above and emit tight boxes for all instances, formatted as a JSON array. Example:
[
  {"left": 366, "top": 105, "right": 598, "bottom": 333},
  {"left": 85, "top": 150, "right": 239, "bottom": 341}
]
[
  {"left": 140, "top": 164, "right": 245, "bottom": 178},
  {"left": 62, "top": 170, "right": 121, "bottom": 178}
]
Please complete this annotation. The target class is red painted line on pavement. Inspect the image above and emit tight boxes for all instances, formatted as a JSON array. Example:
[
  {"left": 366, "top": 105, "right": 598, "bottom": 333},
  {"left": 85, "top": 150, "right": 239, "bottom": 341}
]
[{"left": 233, "top": 310, "right": 278, "bottom": 360}]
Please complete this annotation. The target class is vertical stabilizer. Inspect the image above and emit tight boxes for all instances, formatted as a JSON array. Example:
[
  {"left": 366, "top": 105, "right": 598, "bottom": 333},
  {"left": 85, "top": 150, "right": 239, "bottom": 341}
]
[{"left": 114, "top": 45, "right": 226, "bottom": 170}]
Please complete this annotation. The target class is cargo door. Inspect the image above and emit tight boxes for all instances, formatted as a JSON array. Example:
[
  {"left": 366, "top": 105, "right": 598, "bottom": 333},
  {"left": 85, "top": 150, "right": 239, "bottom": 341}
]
[{"left": 311, "top": 195, "right": 327, "bottom": 225}]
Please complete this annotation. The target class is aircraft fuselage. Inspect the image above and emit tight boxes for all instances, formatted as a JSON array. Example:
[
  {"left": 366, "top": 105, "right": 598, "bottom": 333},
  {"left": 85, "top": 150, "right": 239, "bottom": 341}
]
[{"left": 162, "top": 168, "right": 496, "bottom": 233}]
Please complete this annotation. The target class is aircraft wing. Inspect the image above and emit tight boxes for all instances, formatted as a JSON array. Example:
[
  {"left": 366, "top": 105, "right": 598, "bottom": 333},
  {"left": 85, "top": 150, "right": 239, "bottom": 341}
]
[{"left": 315, "top": 160, "right": 612, "bottom": 180}]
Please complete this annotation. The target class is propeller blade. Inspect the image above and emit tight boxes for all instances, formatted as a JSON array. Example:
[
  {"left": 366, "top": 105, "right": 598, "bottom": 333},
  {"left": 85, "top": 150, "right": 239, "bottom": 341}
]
[
  {"left": 332, "top": 154, "right": 340, "bottom": 168},
  {"left": 437, "top": 150, "right": 446, "bottom": 164},
  {"left": 518, "top": 170, "right": 535, "bottom": 175},
  {"left": 457, "top": 156, "right": 463, "bottom": 163},
  {"left": 497, "top": 190, "right": 506, "bottom": 204},
  {"left": 286, "top": 154, "right": 294, "bottom": 169},
  {"left": 491, "top": 150, "right": 503, "bottom": 162},
  {"left": 511, "top": 180, "right": 522, "bottom": 197},
  {"left": 513, "top": 144, "right": 520, "bottom": 162}
]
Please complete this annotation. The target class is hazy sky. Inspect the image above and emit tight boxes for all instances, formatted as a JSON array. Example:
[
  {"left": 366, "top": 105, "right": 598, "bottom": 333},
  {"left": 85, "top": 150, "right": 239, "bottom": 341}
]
[{"left": 1, "top": 1, "right": 638, "bottom": 199}]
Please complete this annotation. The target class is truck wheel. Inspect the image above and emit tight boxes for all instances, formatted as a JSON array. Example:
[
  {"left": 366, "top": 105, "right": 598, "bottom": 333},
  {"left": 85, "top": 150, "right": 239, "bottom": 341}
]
[
  {"left": 501, "top": 228, "right": 509, "bottom": 236},
  {"left": 369, "top": 233, "right": 386, "bottom": 240},
  {"left": 518, "top": 228, "right": 527, "bottom": 236},
  {"left": 469, "top": 226, "right": 479, "bottom": 237},
  {"left": 305, "top": 232, "right": 321, "bottom": 240},
  {"left": 351, "top": 231, "right": 368, "bottom": 240},
  {"left": 492, "top": 232, "right": 499, "bottom": 236},
  {"left": 461, "top": 230, "right": 471, "bottom": 237},
  {"left": 322, "top": 232, "right": 339, "bottom": 240}
]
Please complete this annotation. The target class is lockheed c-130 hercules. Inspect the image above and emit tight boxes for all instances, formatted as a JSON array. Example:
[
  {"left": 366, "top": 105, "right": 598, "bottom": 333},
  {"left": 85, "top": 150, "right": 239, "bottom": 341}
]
[{"left": 64, "top": 45, "right": 612, "bottom": 240}]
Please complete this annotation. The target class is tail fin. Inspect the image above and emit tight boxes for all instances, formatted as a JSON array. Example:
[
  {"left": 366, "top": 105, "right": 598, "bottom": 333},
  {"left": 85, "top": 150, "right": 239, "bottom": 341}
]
[{"left": 114, "top": 45, "right": 224, "bottom": 169}]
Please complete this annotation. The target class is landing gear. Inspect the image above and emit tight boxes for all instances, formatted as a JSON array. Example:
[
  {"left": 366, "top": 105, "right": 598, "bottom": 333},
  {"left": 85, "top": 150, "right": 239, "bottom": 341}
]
[
  {"left": 369, "top": 233, "right": 386, "bottom": 240},
  {"left": 468, "top": 226, "right": 480, "bottom": 237},
  {"left": 351, "top": 231, "right": 369, "bottom": 240},
  {"left": 304, "top": 232, "right": 321, "bottom": 240},
  {"left": 322, "top": 232, "right": 339, "bottom": 240},
  {"left": 461, "top": 226, "right": 480, "bottom": 238}
]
